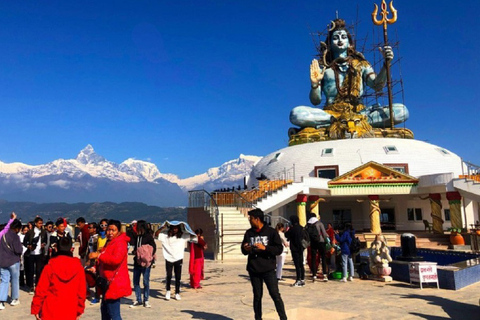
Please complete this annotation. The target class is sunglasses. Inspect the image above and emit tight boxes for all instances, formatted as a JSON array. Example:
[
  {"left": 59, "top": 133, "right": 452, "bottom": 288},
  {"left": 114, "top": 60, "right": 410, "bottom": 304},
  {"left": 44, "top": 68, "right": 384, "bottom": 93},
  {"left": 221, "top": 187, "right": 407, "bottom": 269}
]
[{"left": 100, "top": 224, "right": 107, "bottom": 228}]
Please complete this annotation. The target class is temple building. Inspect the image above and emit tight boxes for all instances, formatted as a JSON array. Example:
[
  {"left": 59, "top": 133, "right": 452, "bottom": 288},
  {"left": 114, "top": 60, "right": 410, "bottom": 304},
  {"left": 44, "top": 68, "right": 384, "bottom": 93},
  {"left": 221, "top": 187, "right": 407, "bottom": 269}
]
[{"left": 248, "top": 138, "right": 479, "bottom": 234}]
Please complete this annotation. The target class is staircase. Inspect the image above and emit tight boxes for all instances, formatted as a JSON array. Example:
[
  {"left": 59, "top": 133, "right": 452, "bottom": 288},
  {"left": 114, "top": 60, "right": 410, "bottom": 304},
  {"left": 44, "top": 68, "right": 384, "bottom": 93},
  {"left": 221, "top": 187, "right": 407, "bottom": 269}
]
[
  {"left": 256, "top": 182, "right": 305, "bottom": 213},
  {"left": 219, "top": 207, "right": 250, "bottom": 260}
]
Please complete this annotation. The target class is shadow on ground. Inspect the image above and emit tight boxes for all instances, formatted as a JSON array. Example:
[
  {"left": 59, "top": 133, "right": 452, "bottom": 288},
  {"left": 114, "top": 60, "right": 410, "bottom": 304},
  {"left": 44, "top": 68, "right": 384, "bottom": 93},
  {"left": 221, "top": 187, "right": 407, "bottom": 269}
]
[
  {"left": 181, "top": 309, "right": 234, "bottom": 320},
  {"left": 400, "top": 294, "right": 479, "bottom": 320}
]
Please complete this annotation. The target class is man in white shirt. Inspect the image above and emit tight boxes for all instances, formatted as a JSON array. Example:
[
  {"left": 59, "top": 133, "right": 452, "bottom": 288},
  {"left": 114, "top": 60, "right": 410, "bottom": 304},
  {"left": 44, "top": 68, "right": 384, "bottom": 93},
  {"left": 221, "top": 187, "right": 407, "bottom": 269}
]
[{"left": 23, "top": 217, "right": 47, "bottom": 294}]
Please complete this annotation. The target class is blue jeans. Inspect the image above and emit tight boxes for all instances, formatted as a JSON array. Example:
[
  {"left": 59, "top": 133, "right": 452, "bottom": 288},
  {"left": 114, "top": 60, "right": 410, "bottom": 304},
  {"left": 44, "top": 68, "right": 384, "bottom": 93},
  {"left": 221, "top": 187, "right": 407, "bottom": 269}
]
[
  {"left": 101, "top": 298, "right": 122, "bottom": 320},
  {"left": 248, "top": 270, "right": 287, "bottom": 320},
  {"left": 133, "top": 264, "right": 151, "bottom": 302},
  {"left": 341, "top": 254, "right": 354, "bottom": 278},
  {"left": 0, "top": 262, "right": 20, "bottom": 302}
]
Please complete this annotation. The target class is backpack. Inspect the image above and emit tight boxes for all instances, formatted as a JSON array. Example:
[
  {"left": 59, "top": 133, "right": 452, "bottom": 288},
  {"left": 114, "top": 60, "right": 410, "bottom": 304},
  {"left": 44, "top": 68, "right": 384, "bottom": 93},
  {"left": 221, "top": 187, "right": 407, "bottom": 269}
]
[
  {"left": 301, "top": 228, "right": 310, "bottom": 249},
  {"left": 349, "top": 236, "right": 361, "bottom": 254},
  {"left": 306, "top": 223, "right": 321, "bottom": 243}
]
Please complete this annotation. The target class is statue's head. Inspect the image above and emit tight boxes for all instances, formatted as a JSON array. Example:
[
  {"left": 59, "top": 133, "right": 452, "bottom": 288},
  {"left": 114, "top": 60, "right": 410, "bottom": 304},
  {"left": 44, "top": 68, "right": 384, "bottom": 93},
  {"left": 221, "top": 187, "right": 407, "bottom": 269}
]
[{"left": 322, "top": 19, "right": 358, "bottom": 64}]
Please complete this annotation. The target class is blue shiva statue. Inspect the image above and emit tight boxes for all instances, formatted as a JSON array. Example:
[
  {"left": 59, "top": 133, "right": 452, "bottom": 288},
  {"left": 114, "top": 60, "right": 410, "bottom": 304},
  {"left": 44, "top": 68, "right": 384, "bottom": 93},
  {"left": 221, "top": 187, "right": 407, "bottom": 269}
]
[{"left": 289, "top": 19, "right": 409, "bottom": 129}]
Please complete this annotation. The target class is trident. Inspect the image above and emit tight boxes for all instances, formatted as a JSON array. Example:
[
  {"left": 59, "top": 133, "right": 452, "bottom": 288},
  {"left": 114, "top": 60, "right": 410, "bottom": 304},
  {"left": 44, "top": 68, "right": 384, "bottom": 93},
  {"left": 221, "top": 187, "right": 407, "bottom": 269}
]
[{"left": 372, "top": 0, "right": 397, "bottom": 129}]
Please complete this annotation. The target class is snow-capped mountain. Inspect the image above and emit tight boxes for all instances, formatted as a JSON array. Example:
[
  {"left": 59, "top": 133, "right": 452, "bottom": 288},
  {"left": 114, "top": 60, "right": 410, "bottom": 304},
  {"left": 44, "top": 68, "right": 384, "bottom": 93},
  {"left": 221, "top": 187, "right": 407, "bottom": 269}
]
[{"left": 0, "top": 145, "right": 262, "bottom": 206}]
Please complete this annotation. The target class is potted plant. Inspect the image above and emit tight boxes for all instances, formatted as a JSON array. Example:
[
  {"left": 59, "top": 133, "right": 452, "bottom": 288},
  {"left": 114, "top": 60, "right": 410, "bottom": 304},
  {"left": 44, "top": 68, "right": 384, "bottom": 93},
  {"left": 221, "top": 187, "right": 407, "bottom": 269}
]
[{"left": 448, "top": 227, "right": 465, "bottom": 245}]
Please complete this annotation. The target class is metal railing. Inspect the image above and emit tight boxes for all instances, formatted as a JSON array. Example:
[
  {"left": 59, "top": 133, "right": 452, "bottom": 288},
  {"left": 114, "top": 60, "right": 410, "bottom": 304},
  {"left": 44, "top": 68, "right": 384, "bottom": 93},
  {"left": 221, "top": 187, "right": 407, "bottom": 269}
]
[
  {"left": 462, "top": 160, "right": 480, "bottom": 182},
  {"left": 188, "top": 189, "right": 220, "bottom": 260}
]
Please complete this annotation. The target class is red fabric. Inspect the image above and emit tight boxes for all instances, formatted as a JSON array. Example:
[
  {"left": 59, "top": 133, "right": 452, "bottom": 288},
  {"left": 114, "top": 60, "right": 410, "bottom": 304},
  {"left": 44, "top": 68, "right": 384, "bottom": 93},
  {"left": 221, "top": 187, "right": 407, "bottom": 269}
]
[
  {"left": 97, "top": 232, "right": 132, "bottom": 300},
  {"left": 189, "top": 237, "right": 206, "bottom": 288},
  {"left": 78, "top": 224, "right": 90, "bottom": 258},
  {"left": 31, "top": 255, "right": 86, "bottom": 320}
]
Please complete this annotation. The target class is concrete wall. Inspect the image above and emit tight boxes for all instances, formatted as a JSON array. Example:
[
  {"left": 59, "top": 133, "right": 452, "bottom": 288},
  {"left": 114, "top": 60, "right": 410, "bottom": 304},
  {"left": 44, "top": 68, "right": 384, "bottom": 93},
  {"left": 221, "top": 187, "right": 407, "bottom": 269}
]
[{"left": 187, "top": 208, "right": 216, "bottom": 258}]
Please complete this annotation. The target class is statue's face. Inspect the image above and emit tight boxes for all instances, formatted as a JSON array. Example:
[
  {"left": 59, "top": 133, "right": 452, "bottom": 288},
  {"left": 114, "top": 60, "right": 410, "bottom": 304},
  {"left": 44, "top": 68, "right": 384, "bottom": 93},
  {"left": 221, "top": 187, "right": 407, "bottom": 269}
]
[{"left": 331, "top": 30, "right": 349, "bottom": 53}]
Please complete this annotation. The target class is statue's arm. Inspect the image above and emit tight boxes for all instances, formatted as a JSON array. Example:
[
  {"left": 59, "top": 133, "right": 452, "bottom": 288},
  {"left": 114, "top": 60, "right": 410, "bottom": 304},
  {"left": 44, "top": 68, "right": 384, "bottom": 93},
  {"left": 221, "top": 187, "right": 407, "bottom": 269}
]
[
  {"left": 309, "top": 86, "right": 322, "bottom": 106},
  {"left": 366, "top": 46, "right": 393, "bottom": 92},
  {"left": 309, "top": 59, "right": 324, "bottom": 106}
]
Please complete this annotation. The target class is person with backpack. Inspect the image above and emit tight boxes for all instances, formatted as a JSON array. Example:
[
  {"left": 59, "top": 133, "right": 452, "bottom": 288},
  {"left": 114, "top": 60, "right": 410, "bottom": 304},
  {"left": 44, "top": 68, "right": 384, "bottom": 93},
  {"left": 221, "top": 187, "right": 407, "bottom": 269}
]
[
  {"left": 131, "top": 220, "right": 156, "bottom": 308},
  {"left": 335, "top": 223, "right": 354, "bottom": 282},
  {"left": 306, "top": 212, "right": 329, "bottom": 282},
  {"left": 285, "top": 215, "right": 305, "bottom": 287}
]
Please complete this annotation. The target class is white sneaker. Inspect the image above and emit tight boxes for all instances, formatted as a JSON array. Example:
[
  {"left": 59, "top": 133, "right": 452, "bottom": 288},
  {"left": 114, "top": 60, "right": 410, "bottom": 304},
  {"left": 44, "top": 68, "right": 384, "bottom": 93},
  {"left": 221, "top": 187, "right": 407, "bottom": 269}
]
[
  {"left": 165, "top": 291, "right": 171, "bottom": 301},
  {"left": 10, "top": 299, "right": 20, "bottom": 306},
  {"left": 130, "top": 301, "right": 142, "bottom": 308},
  {"left": 175, "top": 293, "right": 181, "bottom": 300},
  {"left": 144, "top": 301, "right": 151, "bottom": 308},
  {"left": 0, "top": 302, "right": 5, "bottom": 310},
  {"left": 323, "top": 275, "right": 329, "bottom": 282},
  {"left": 340, "top": 277, "right": 347, "bottom": 282},
  {"left": 347, "top": 276, "right": 353, "bottom": 281}
]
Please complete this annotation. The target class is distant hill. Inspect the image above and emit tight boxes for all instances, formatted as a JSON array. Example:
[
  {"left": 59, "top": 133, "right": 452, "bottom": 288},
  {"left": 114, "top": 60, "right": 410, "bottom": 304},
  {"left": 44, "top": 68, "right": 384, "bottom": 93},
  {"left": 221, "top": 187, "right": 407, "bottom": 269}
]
[
  {"left": 0, "top": 145, "right": 262, "bottom": 206},
  {"left": 0, "top": 200, "right": 186, "bottom": 224}
]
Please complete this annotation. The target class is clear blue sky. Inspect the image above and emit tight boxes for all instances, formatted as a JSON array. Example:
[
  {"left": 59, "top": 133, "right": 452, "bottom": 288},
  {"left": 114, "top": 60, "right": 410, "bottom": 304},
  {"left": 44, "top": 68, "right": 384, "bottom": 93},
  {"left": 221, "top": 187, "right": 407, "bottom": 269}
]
[{"left": 1, "top": 1, "right": 478, "bottom": 178}]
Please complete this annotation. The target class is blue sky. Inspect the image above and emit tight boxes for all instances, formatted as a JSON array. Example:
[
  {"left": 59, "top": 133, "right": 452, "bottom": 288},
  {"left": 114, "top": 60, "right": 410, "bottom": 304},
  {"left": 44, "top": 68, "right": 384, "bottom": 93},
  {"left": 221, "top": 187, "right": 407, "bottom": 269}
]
[{"left": 0, "top": 1, "right": 479, "bottom": 178}]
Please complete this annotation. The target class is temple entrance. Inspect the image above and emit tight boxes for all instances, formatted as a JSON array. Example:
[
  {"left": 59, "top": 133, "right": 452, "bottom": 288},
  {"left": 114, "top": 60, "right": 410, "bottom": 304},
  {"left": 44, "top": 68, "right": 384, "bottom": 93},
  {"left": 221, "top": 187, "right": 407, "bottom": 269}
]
[
  {"left": 332, "top": 208, "right": 352, "bottom": 229},
  {"left": 380, "top": 208, "right": 396, "bottom": 230}
]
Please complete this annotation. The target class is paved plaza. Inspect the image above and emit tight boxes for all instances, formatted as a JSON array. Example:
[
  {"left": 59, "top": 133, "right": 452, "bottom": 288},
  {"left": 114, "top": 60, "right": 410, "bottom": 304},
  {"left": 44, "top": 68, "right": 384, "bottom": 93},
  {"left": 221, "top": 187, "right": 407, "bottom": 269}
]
[{"left": 2, "top": 241, "right": 479, "bottom": 320}]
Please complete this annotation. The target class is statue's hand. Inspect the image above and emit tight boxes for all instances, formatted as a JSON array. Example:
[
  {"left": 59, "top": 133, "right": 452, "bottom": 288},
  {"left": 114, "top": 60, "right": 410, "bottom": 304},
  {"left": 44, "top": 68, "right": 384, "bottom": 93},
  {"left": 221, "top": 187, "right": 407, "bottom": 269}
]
[
  {"left": 379, "top": 46, "right": 394, "bottom": 62},
  {"left": 310, "top": 59, "right": 324, "bottom": 87}
]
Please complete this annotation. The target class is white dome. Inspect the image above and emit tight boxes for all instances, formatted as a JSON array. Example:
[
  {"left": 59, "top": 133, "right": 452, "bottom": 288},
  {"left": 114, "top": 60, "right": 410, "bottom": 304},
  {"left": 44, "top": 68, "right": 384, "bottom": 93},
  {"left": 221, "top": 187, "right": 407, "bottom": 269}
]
[{"left": 250, "top": 138, "right": 464, "bottom": 184}]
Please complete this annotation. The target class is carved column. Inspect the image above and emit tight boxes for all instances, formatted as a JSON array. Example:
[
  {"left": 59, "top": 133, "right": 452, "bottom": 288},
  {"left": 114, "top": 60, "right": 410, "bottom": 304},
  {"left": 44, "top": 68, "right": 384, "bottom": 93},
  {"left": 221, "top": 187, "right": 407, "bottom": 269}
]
[
  {"left": 296, "top": 194, "right": 308, "bottom": 227},
  {"left": 446, "top": 191, "right": 463, "bottom": 229},
  {"left": 429, "top": 193, "right": 444, "bottom": 234},
  {"left": 369, "top": 195, "right": 381, "bottom": 234},
  {"left": 308, "top": 195, "right": 320, "bottom": 219}
]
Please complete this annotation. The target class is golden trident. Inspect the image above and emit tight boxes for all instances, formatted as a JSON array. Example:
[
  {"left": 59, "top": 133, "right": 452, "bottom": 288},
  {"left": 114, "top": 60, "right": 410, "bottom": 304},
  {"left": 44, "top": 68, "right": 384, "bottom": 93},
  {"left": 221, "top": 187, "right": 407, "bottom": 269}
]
[{"left": 372, "top": 0, "right": 397, "bottom": 129}]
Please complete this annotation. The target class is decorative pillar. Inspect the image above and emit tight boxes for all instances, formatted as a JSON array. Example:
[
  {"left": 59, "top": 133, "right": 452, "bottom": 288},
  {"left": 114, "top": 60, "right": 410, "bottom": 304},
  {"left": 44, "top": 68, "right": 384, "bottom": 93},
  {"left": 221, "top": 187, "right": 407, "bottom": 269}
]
[
  {"left": 447, "top": 191, "right": 462, "bottom": 229},
  {"left": 429, "top": 193, "right": 444, "bottom": 234},
  {"left": 308, "top": 195, "right": 321, "bottom": 219},
  {"left": 369, "top": 195, "right": 381, "bottom": 234},
  {"left": 296, "top": 194, "right": 308, "bottom": 227}
]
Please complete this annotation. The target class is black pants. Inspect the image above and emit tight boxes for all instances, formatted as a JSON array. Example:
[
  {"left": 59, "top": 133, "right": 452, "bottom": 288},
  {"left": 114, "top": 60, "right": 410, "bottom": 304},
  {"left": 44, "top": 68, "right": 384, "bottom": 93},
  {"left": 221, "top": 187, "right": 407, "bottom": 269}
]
[
  {"left": 165, "top": 259, "right": 182, "bottom": 293},
  {"left": 291, "top": 250, "right": 305, "bottom": 281},
  {"left": 310, "top": 241, "right": 327, "bottom": 277},
  {"left": 248, "top": 270, "right": 287, "bottom": 320},
  {"left": 25, "top": 254, "right": 46, "bottom": 288}
]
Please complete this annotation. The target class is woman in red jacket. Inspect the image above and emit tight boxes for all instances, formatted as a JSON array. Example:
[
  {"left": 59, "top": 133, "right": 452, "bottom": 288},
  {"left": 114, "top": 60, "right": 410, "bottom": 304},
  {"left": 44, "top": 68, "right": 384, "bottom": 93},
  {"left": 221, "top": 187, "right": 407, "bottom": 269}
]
[
  {"left": 31, "top": 237, "right": 86, "bottom": 320},
  {"left": 89, "top": 220, "right": 131, "bottom": 320}
]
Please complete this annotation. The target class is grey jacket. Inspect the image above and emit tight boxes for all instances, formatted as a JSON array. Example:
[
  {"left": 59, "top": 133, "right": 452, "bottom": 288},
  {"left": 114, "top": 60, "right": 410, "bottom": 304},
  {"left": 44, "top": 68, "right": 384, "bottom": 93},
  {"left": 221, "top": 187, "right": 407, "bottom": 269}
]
[{"left": 0, "top": 229, "right": 23, "bottom": 268}]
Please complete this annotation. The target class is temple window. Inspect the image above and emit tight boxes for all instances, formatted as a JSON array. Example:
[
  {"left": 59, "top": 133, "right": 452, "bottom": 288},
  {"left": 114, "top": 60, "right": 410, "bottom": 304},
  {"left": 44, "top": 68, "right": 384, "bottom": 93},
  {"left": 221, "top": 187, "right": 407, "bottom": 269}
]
[
  {"left": 321, "top": 148, "right": 334, "bottom": 156},
  {"left": 314, "top": 165, "right": 339, "bottom": 179},
  {"left": 383, "top": 145, "right": 398, "bottom": 154},
  {"left": 268, "top": 152, "right": 282, "bottom": 165},
  {"left": 383, "top": 163, "right": 409, "bottom": 174},
  {"left": 435, "top": 148, "right": 450, "bottom": 156},
  {"left": 444, "top": 209, "right": 451, "bottom": 221},
  {"left": 407, "top": 208, "right": 423, "bottom": 221}
]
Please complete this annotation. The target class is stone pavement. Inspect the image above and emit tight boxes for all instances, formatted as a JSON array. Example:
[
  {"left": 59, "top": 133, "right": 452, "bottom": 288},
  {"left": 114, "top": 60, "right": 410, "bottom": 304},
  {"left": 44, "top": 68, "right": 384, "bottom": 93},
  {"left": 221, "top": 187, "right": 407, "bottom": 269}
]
[{"left": 2, "top": 241, "right": 479, "bottom": 320}]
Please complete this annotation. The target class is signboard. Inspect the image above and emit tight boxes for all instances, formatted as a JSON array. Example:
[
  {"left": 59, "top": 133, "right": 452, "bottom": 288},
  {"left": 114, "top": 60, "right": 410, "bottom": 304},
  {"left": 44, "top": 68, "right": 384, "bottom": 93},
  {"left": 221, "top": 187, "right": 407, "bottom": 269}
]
[{"left": 409, "top": 262, "right": 439, "bottom": 289}]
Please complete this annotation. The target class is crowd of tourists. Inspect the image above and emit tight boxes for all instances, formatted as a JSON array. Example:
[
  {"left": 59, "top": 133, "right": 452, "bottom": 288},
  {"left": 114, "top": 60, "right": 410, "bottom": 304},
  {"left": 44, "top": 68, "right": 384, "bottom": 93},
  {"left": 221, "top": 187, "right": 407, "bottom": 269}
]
[
  {"left": 0, "top": 208, "right": 357, "bottom": 320},
  {"left": 0, "top": 213, "right": 207, "bottom": 320}
]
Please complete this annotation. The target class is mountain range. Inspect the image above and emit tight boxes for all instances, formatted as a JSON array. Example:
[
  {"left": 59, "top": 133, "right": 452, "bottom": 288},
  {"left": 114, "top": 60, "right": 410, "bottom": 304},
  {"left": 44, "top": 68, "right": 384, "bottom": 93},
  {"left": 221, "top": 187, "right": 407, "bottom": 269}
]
[{"left": 0, "top": 145, "right": 261, "bottom": 207}]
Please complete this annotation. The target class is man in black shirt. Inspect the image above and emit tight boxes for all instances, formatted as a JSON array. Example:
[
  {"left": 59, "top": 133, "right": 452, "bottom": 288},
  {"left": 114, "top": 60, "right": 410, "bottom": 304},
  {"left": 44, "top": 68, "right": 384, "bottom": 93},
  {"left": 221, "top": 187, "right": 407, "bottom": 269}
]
[{"left": 241, "top": 208, "right": 287, "bottom": 320}]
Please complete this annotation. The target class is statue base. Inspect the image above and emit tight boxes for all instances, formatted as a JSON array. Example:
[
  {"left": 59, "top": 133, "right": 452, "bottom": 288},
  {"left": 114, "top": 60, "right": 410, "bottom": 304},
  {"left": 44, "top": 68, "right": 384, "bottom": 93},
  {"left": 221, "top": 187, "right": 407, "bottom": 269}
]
[
  {"left": 369, "top": 275, "right": 393, "bottom": 282},
  {"left": 288, "top": 127, "right": 414, "bottom": 146}
]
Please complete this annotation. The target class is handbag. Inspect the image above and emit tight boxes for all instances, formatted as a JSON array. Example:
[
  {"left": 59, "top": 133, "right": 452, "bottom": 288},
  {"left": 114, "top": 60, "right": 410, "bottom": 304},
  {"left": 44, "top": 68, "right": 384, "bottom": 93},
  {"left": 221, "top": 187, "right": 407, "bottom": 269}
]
[{"left": 95, "top": 251, "right": 127, "bottom": 293}]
